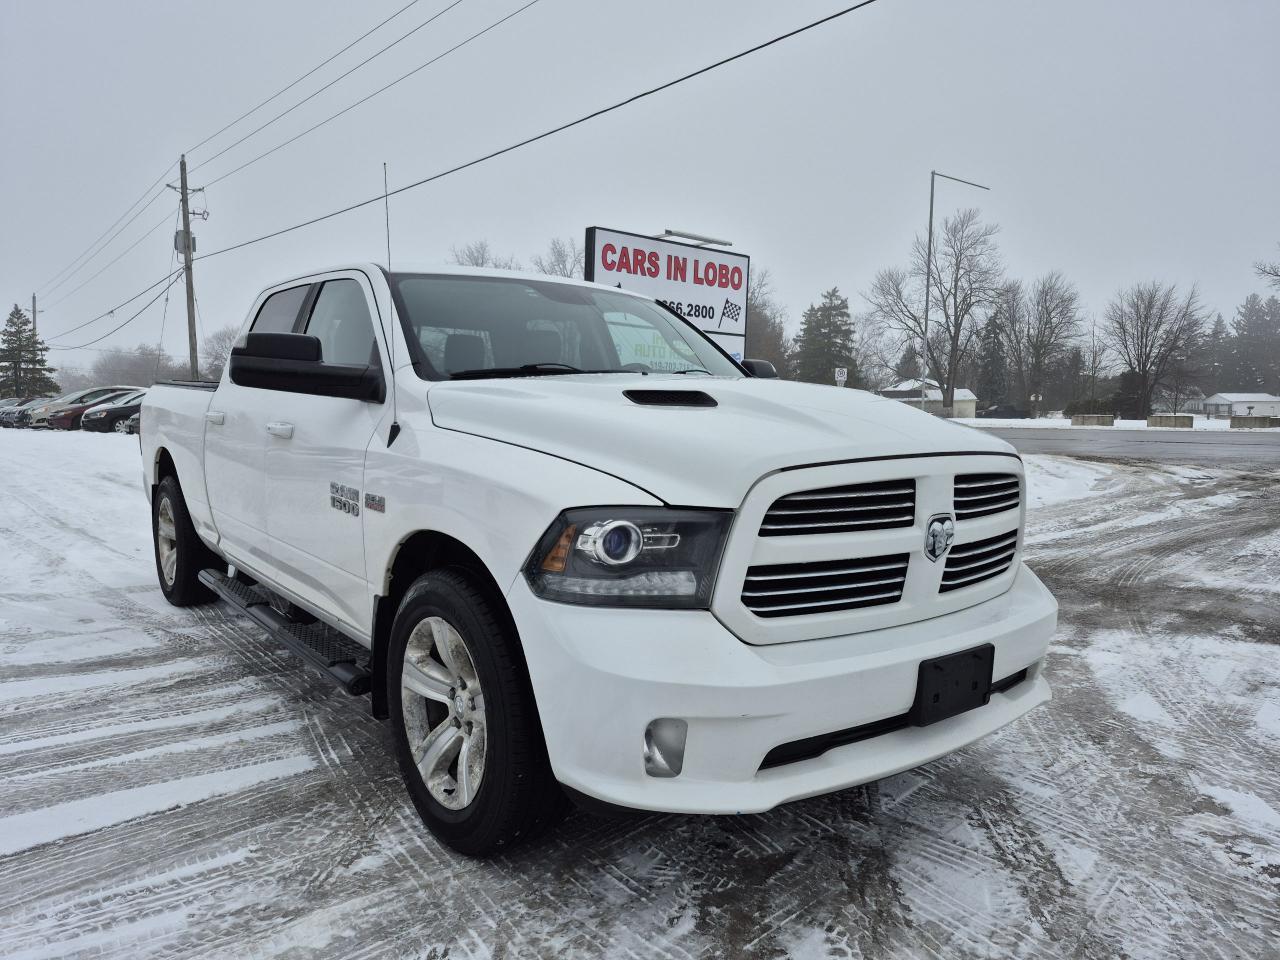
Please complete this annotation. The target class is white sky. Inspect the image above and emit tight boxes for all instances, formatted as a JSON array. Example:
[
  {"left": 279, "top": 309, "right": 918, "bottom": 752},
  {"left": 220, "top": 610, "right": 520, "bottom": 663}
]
[{"left": 2, "top": 0, "right": 1278, "bottom": 373}]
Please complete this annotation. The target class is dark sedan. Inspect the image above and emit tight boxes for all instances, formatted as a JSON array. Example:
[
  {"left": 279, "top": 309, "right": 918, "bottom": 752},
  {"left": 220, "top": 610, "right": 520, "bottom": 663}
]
[{"left": 81, "top": 390, "right": 147, "bottom": 433}]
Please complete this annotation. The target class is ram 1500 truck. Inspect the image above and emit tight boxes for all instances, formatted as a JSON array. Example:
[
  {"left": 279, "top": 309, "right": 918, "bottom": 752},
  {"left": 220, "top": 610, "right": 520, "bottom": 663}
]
[{"left": 142, "top": 264, "right": 1056, "bottom": 855}]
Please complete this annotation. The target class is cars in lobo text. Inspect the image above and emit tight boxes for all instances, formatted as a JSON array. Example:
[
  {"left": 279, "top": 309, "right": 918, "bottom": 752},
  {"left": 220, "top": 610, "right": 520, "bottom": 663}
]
[
  {"left": 48, "top": 390, "right": 136, "bottom": 430},
  {"left": 141, "top": 264, "right": 1056, "bottom": 855},
  {"left": 27, "top": 386, "right": 141, "bottom": 429}
]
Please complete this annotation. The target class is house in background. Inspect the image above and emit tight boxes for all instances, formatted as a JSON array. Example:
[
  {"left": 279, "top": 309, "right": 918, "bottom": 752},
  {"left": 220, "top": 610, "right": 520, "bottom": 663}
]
[
  {"left": 1201, "top": 393, "right": 1280, "bottom": 418},
  {"left": 879, "top": 378, "right": 978, "bottom": 419}
]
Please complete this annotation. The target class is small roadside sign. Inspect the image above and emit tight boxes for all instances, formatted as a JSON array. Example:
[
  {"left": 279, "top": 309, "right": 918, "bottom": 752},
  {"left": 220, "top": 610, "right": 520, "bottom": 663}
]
[{"left": 834, "top": 367, "right": 848, "bottom": 386}]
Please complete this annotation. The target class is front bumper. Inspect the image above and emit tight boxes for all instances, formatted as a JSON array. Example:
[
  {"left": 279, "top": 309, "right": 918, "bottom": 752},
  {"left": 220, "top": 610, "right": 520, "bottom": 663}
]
[{"left": 509, "top": 562, "right": 1055, "bottom": 814}]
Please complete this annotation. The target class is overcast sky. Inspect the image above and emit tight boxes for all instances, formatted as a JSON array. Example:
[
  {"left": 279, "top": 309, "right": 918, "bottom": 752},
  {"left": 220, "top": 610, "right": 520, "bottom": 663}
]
[{"left": 3, "top": 0, "right": 1278, "bottom": 374}]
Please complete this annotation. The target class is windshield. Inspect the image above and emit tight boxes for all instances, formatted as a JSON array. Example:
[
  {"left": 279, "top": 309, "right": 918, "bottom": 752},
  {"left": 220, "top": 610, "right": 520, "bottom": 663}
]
[{"left": 388, "top": 273, "right": 744, "bottom": 381}]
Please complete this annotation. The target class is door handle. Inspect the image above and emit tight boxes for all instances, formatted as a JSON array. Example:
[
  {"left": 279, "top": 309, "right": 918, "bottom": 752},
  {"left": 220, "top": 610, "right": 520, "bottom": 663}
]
[
  {"left": 266, "top": 421, "right": 294, "bottom": 439},
  {"left": 205, "top": 411, "right": 225, "bottom": 425}
]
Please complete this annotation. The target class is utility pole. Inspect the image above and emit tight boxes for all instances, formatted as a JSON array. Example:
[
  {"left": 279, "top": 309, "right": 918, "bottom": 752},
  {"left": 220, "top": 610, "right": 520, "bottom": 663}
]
[
  {"left": 921, "top": 170, "right": 991, "bottom": 409},
  {"left": 178, "top": 154, "right": 199, "bottom": 379},
  {"left": 31, "top": 293, "right": 36, "bottom": 336}
]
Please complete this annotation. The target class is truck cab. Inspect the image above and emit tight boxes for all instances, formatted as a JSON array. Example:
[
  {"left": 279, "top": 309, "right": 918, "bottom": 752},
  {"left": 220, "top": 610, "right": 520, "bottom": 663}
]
[{"left": 142, "top": 263, "right": 1056, "bottom": 855}]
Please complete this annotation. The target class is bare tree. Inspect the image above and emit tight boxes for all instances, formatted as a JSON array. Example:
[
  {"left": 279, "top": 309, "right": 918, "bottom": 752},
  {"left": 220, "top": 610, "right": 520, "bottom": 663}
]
[
  {"left": 1255, "top": 243, "right": 1280, "bottom": 291},
  {"left": 865, "top": 208, "right": 1002, "bottom": 409},
  {"left": 993, "top": 272, "right": 1080, "bottom": 416},
  {"left": 531, "top": 237, "right": 584, "bottom": 278},
  {"left": 450, "top": 240, "right": 520, "bottom": 270},
  {"left": 743, "top": 269, "right": 793, "bottom": 377},
  {"left": 201, "top": 325, "right": 240, "bottom": 379},
  {"left": 1103, "top": 282, "right": 1208, "bottom": 417},
  {"left": 1082, "top": 321, "right": 1111, "bottom": 405}
]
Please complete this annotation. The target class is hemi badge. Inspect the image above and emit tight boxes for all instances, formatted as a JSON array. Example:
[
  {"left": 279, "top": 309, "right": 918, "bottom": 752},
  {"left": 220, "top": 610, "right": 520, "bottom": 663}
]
[{"left": 365, "top": 493, "right": 386, "bottom": 513}]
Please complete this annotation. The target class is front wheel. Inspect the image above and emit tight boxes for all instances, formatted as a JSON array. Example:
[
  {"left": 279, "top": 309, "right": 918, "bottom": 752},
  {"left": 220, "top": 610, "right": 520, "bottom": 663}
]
[
  {"left": 388, "top": 569, "right": 566, "bottom": 855},
  {"left": 113, "top": 418, "right": 130, "bottom": 434},
  {"left": 153, "top": 475, "right": 217, "bottom": 606}
]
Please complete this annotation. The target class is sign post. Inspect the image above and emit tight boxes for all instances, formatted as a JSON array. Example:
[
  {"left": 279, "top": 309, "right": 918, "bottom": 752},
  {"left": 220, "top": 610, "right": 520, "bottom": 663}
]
[
  {"left": 834, "top": 367, "right": 848, "bottom": 387},
  {"left": 584, "top": 226, "right": 750, "bottom": 360}
]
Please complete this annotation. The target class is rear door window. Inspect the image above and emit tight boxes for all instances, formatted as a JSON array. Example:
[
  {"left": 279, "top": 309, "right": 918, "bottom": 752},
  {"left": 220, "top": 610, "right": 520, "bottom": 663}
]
[
  {"left": 251, "top": 285, "right": 310, "bottom": 334},
  {"left": 303, "top": 279, "right": 379, "bottom": 366}
]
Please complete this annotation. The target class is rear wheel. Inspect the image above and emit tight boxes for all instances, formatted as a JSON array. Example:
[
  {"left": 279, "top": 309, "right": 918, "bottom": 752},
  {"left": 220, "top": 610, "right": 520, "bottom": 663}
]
[
  {"left": 388, "top": 568, "right": 566, "bottom": 855},
  {"left": 153, "top": 475, "right": 217, "bottom": 606}
]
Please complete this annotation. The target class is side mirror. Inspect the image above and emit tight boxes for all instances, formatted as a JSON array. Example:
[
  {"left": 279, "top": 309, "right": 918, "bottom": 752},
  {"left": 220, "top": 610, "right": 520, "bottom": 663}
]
[
  {"left": 741, "top": 358, "right": 779, "bottom": 379},
  {"left": 229, "top": 333, "right": 384, "bottom": 403}
]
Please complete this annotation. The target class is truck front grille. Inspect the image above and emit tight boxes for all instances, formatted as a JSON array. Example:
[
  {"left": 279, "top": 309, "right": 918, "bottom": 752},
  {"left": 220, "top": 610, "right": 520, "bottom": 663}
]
[
  {"left": 760, "top": 480, "right": 916, "bottom": 536},
  {"left": 940, "top": 530, "right": 1018, "bottom": 592},
  {"left": 742, "top": 554, "right": 909, "bottom": 618},
  {"left": 953, "top": 473, "right": 1020, "bottom": 520}
]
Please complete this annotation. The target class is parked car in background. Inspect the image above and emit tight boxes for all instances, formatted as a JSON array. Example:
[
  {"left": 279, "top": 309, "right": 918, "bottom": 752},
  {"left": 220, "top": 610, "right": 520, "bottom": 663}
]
[
  {"left": 82, "top": 390, "right": 148, "bottom": 433},
  {"left": 120, "top": 412, "right": 141, "bottom": 435},
  {"left": 0, "top": 398, "right": 23, "bottom": 409},
  {"left": 1, "top": 396, "right": 54, "bottom": 428},
  {"left": 48, "top": 390, "right": 136, "bottom": 431},
  {"left": 26, "top": 386, "right": 141, "bottom": 429}
]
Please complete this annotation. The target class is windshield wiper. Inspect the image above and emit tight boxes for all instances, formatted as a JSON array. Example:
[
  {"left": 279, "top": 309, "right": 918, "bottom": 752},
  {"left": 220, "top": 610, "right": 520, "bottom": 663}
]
[
  {"left": 450, "top": 363, "right": 585, "bottom": 380},
  {"left": 671, "top": 367, "right": 712, "bottom": 375}
]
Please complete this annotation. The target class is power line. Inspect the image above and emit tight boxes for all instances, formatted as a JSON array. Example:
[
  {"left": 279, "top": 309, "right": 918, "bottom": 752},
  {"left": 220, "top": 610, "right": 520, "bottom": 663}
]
[
  {"left": 204, "top": 0, "right": 539, "bottom": 189},
  {"left": 187, "top": 0, "right": 423, "bottom": 155},
  {"left": 190, "top": 0, "right": 468, "bottom": 175},
  {"left": 198, "top": 0, "right": 884, "bottom": 264},
  {"left": 49, "top": 273, "right": 183, "bottom": 351},
  {"left": 43, "top": 265, "right": 183, "bottom": 342},
  {"left": 44, "top": 206, "right": 177, "bottom": 313},
  {"left": 37, "top": 161, "right": 176, "bottom": 295}
]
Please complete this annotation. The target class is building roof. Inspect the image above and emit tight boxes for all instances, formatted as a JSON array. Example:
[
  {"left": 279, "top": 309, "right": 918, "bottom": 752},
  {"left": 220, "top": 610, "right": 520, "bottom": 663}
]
[
  {"left": 889, "top": 378, "right": 939, "bottom": 391},
  {"left": 924, "top": 388, "right": 977, "bottom": 401},
  {"left": 1203, "top": 393, "right": 1280, "bottom": 403}
]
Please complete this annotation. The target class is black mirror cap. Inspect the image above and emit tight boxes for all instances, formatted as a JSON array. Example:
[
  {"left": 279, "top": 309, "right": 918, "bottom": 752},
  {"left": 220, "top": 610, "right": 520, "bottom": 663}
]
[
  {"left": 233, "top": 332, "right": 322, "bottom": 362},
  {"left": 229, "top": 354, "right": 385, "bottom": 403},
  {"left": 741, "top": 358, "right": 779, "bottom": 379}
]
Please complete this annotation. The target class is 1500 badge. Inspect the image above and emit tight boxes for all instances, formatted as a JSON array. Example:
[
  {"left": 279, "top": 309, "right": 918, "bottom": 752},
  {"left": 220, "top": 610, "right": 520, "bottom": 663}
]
[{"left": 330, "top": 482, "right": 361, "bottom": 516}]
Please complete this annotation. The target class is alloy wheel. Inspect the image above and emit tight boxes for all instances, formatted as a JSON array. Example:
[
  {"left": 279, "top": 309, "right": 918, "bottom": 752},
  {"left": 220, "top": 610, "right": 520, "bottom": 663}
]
[
  {"left": 156, "top": 497, "right": 178, "bottom": 586},
  {"left": 400, "top": 616, "right": 488, "bottom": 810}
]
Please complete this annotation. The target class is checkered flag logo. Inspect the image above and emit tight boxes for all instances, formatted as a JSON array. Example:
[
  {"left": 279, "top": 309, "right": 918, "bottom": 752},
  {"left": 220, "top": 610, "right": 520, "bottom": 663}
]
[{"left": 720, "top": 298, "right": 742, "bottom": 329}]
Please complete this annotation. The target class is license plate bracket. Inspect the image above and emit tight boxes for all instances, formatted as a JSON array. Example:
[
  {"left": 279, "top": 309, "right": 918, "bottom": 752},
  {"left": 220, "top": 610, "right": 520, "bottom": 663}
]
[{"left": 910, "top": 643, "right": 995, "bottom": 726}]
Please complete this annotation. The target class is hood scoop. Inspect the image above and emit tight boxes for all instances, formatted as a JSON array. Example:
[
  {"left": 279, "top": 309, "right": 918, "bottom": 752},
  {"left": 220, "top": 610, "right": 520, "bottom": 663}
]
[{"left": 623, "top": 389, "right": 717, "bottom": 408}]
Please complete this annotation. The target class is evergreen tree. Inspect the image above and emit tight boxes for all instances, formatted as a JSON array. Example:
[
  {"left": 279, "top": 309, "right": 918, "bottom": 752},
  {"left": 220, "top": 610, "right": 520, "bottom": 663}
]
[
  {"left": 0, "top": 305, "right": 59, "bottom": 398},
  {"left": 1228, "top": 293, "right": 1280, "bottom": 392},
  {"left": 892, "top": 342, "right": 921, "bottom": 383},
  {"left": 791, "top": 288, "right": 858, "bottom": 387},
  {"left": 974, "top": 320, "right": 1008, "bottom": 408},
  {"left": 1203, "top": 313, "right": 1230, "bottom": 395}
]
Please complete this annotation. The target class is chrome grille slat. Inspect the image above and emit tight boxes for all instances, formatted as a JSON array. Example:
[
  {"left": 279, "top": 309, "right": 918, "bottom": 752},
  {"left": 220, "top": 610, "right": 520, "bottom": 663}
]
[
  {"left": 954, "top": 473, "right": 1021, "bottom": 520},
  {"left": 761, "top": 480, "right": 916, "bottom": 537},
  {"left": 769, "top": 499, "right": 915, "bottom": 514},
  {"left": 940, "top": 529, "right": 1017, "bottom": 592},
  {"left": 742, "top": 553, "right": 908, "bottom": 618}
]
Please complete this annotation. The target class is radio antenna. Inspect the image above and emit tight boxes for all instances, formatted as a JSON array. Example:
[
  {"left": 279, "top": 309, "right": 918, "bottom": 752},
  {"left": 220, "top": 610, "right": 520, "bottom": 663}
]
[{"left": 382, "top": 162, "right": 392, "bottom": 270}]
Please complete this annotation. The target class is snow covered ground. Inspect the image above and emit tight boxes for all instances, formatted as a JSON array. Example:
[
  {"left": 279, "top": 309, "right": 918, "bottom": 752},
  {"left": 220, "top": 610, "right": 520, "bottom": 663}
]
[
  {"left": 955, "top": 416, "right": 1280, "bottom": 430},
  {"left": 1, "top": 430, "right": 1277, "bottom": 959}
]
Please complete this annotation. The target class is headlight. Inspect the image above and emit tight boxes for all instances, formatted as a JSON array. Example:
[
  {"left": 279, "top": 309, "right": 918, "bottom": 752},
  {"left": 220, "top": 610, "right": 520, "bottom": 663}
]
[{"left": 525, "top": 507, "right": 731, "bottom": 608}]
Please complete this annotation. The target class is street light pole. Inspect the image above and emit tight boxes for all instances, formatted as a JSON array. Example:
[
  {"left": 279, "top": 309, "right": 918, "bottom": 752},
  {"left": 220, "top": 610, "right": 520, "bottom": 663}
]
[{"left": 921, "top": 169, "right": 991, "bottom": 405}]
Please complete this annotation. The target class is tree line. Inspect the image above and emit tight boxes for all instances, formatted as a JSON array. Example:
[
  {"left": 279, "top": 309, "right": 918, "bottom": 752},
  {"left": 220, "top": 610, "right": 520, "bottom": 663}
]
[{"left": 748, "top": 213, "right": 1280, "bottom": 418}]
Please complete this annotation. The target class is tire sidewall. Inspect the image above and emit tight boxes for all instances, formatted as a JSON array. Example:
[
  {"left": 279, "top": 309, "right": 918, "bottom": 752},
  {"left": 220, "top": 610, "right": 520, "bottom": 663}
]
[
  {"left": 153, "top": 476, "right": 212, "bottom": 605},
  {"left": 387, "top": 571, "right": 520, "bottom": 844}
]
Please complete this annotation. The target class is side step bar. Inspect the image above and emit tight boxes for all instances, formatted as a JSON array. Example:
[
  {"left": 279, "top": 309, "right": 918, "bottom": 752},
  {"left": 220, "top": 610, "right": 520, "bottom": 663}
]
[{"left": 198, "top": 569, "right": 373, "bottom": 696}]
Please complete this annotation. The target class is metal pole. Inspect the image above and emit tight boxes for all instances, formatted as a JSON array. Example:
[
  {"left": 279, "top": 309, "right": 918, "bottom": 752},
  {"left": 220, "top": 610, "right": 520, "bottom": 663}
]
[
  {"left": 179, "top": 155, "right": 199, "bottom": 380},
  {"left": 31, "top": 293, "right": 36, "bottom": 337},
  {"left": 922, "top": 172, "right": 936, "bottom": 390}
]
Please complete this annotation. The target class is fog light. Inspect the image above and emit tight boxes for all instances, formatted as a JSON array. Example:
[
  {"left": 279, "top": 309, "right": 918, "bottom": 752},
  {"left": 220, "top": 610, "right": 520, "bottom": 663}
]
[{"left": 643, "top": 718, "right": 688, "bottom": 778}]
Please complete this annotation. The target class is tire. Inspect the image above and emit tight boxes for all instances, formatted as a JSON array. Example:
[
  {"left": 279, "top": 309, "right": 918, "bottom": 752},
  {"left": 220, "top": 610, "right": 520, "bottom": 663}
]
[
  {"left": 152, "top": 475, "right": 218, "bottom": 606},
  {"left": 112, "top": 418, "right": 130, "bottom": 434},
  {"left": 388, "top": 568, "right": 566, "bottom": 856}
]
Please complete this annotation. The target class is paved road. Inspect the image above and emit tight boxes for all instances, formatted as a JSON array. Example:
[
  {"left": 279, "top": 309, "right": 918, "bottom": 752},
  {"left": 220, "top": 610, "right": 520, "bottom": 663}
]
[
  {"left": 3, "top": 432, "right": 1279, "bottom": 959},
  {"left": 980, "top": 426, "right": 1280, "bottom": 467}
]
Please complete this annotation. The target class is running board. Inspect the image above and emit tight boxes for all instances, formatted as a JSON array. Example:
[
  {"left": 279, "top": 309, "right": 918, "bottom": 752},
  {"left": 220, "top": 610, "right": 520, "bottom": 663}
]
[{"left": 198, "top": 569, "right": 372, "bottom": 696}]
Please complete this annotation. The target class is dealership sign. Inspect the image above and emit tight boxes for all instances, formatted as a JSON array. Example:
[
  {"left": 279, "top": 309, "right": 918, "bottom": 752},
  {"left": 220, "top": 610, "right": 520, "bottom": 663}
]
[{"left": 584, "top": 227, "right": 750, "bottom": 359}]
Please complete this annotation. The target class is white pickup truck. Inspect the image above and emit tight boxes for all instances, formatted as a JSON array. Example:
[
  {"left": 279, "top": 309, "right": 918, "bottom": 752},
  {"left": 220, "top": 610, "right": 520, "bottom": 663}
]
[{"left": 142, "top": 264, "right": 1056, "bottom": 855}]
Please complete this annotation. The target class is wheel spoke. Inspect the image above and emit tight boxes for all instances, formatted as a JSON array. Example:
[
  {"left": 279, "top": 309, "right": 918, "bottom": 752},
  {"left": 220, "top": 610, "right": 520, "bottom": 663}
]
[
  {"left": 162, "top": 550, "right": 177, "bottom": 582},
  {"left": 430, "top": 618, "right": 462, "bottom": 676},
  {"left": 456, "top": 736, "right": 476, "bottom": 806},
  {"left": 158, "top": 518, "right": 176, "bottom": 541},
  {"left": 401, "top": 657, "right": 452, "bottom": 704},
  {"left": 416, "top": 722, "right": 461, "bottom": 779}
]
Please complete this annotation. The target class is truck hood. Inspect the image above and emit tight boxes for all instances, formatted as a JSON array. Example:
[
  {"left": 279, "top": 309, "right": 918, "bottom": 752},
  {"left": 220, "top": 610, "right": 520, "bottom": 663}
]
[{"left": 426, "top": 375, "right": 1014, "bottom": 507}]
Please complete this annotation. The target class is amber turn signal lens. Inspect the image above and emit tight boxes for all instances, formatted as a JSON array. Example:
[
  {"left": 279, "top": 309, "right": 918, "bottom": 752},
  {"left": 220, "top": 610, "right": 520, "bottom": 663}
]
[{"left": 541, "top": 524, "right": 577, "bottom": 572}]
